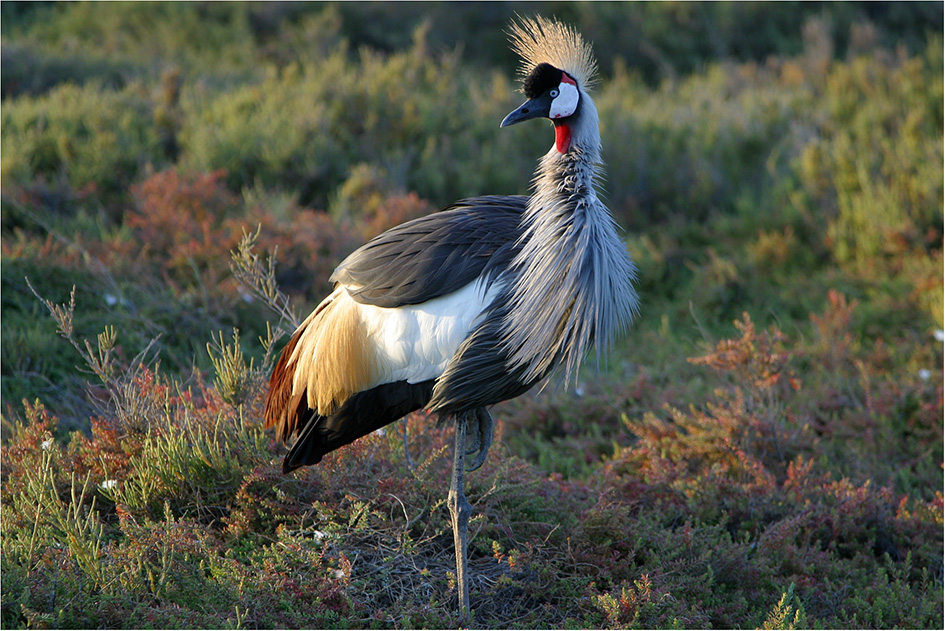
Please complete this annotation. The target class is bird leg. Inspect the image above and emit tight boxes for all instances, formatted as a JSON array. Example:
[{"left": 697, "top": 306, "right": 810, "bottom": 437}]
[
  {"left": 398, "top": 419, "right": 415, "bottom": 473},
  {"left": 465, "top": 407, "right": 494, "bottom": 472},
  {"left": 447, "top": 413, "right": 472, "bottom": 620}
]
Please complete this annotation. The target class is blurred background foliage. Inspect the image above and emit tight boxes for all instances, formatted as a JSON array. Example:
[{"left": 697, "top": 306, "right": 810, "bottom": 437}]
[
  {"left": 0, "top": 3, "right": 942, "bottom": 627},
  {"left": 1, "top": 0, "right": 941, "bottom": 450},
  {"left": 1, "top": 0, "right": 941, "bottom": 456}
]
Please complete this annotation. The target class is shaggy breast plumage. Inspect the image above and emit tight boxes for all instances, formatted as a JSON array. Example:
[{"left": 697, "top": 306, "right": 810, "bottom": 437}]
[{"left": 499, "top": 144, "right": 639, "bottom": 388}]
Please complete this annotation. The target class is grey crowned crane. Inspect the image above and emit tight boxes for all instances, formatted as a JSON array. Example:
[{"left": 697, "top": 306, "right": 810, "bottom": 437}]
[{"left": 265, "top": 16, "right": 639, "bottom": 618}]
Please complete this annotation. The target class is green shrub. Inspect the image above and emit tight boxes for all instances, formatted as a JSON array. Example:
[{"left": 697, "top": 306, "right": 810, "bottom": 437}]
[
  {"left": 4, "top": 1, "right": 262, "bottom": 75},
  {"left": 796, "top": 40, "right": 943, "bottom": 324},
  {"left": 178, "top": 28, "right": 538, "bottom": 209},
  {"left": 598, "top": 59, "right": 810, "bottom": 227},
  {"left": 1, "top": 81, "right": 165, "bottom": 198},
  {"left": 810, "top": 43, "right": 942, "bottom": 261},
  {"left": 0, "top": 41, "right": 137, "bottom": 98}
]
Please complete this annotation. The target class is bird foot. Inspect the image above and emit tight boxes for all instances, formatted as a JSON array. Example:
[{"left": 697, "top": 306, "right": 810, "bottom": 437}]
[{"left": 464, "top": 408, "right": 493, "bottom": 472}]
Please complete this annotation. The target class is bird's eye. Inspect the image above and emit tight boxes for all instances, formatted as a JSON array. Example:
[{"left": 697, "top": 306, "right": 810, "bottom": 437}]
[{"left": 549, "top": 89, "right": 559, "bottom": 98}]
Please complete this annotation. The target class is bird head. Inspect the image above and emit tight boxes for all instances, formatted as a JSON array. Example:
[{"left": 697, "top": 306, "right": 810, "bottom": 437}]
[{"left": 500, "top": 16, "right": 598, "bottom": 154}]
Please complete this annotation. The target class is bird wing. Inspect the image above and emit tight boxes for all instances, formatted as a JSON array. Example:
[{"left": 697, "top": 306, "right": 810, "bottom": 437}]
[
  {"left": 268, "top": 196, "right": 529, "bottom": 467},
  {"left": 330, "top": 195, "right": 527, "bottom": 308},
  {"left": 281, "top": 379, "right": 435, "bottom": 473},
  {"left": 427, "top": 298, "right": 541, "bottom": 414}
]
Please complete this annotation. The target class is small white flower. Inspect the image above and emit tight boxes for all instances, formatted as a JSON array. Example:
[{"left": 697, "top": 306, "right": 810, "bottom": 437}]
[
  {"left": 935, "top": 329, "right": 944, "bottom": 343},
  {"left": 918, "top": 369, "right": 931, "bottom": 381},
  {"left": 100, "top": 479, "right": 118, "bottom": 490},
  {"left": 332, "top": 569, "right": 346, "bottom": 579},
  {"left": 104, "top": 293, "right": 118, "bottom": 307},
  {"left": 41, "top": 438, "right": 53, "bottom": 451}
]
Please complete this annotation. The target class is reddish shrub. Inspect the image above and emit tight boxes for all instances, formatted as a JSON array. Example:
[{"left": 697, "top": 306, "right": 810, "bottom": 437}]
[
  {"left": 355, "top": 192, "right": 432, "bottom": 241},
  {"left": 121, "top": 169, "right": 360, "bottom": 306}
]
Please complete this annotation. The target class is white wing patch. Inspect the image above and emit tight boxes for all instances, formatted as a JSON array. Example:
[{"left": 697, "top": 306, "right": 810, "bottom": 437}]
[{"left": 354, "top": 280, "right": 500, "bottom": 386}]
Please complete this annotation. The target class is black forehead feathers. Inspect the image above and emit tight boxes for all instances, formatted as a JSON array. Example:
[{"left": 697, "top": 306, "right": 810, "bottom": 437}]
[{"left": 522, "top": 62, "right": 564, "bottom": 99}]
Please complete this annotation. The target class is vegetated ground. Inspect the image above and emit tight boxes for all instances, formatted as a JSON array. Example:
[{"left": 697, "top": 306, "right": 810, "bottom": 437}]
[{"left": 1, "top": 3, "right": 942, "bottom": 629}]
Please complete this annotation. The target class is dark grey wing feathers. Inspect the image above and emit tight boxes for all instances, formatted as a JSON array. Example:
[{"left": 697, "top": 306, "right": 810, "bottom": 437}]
[
  {"left": 427, "top": 297, "right": 548, "bottom": 414},
  {"left": 325, "top": 194, "right": 542, "bottom": 414},
  {"left": 283, "top": 380, "right": 435, "bottom": 473},
  {"left": 331, "top": 195, "right": 527, "bottom": 308}
]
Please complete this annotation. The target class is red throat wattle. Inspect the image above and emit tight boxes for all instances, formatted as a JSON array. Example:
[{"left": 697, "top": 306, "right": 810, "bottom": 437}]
[{"left": 554, "top": 123, "right": 572, "bottom": 154}]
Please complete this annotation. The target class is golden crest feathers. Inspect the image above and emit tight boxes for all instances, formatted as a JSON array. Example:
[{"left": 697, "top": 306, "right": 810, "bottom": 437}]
[{"left": 509, "top": 15, "right": 598, "bottom": 91}]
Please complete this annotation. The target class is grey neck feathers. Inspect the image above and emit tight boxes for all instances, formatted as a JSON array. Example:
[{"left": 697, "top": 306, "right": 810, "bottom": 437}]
[{"left": 500, "top": 94, "right": 639, "bottom": 387}]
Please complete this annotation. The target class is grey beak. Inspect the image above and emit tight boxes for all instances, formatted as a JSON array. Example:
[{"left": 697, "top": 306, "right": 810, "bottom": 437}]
[{"left": 500, "top": 96, "right": 549, "bottom": 127}]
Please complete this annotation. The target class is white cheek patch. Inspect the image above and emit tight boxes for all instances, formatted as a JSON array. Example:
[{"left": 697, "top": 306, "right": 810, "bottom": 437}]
[{"left": 549, "top": 77, "right": 579, "bottom": 119}]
